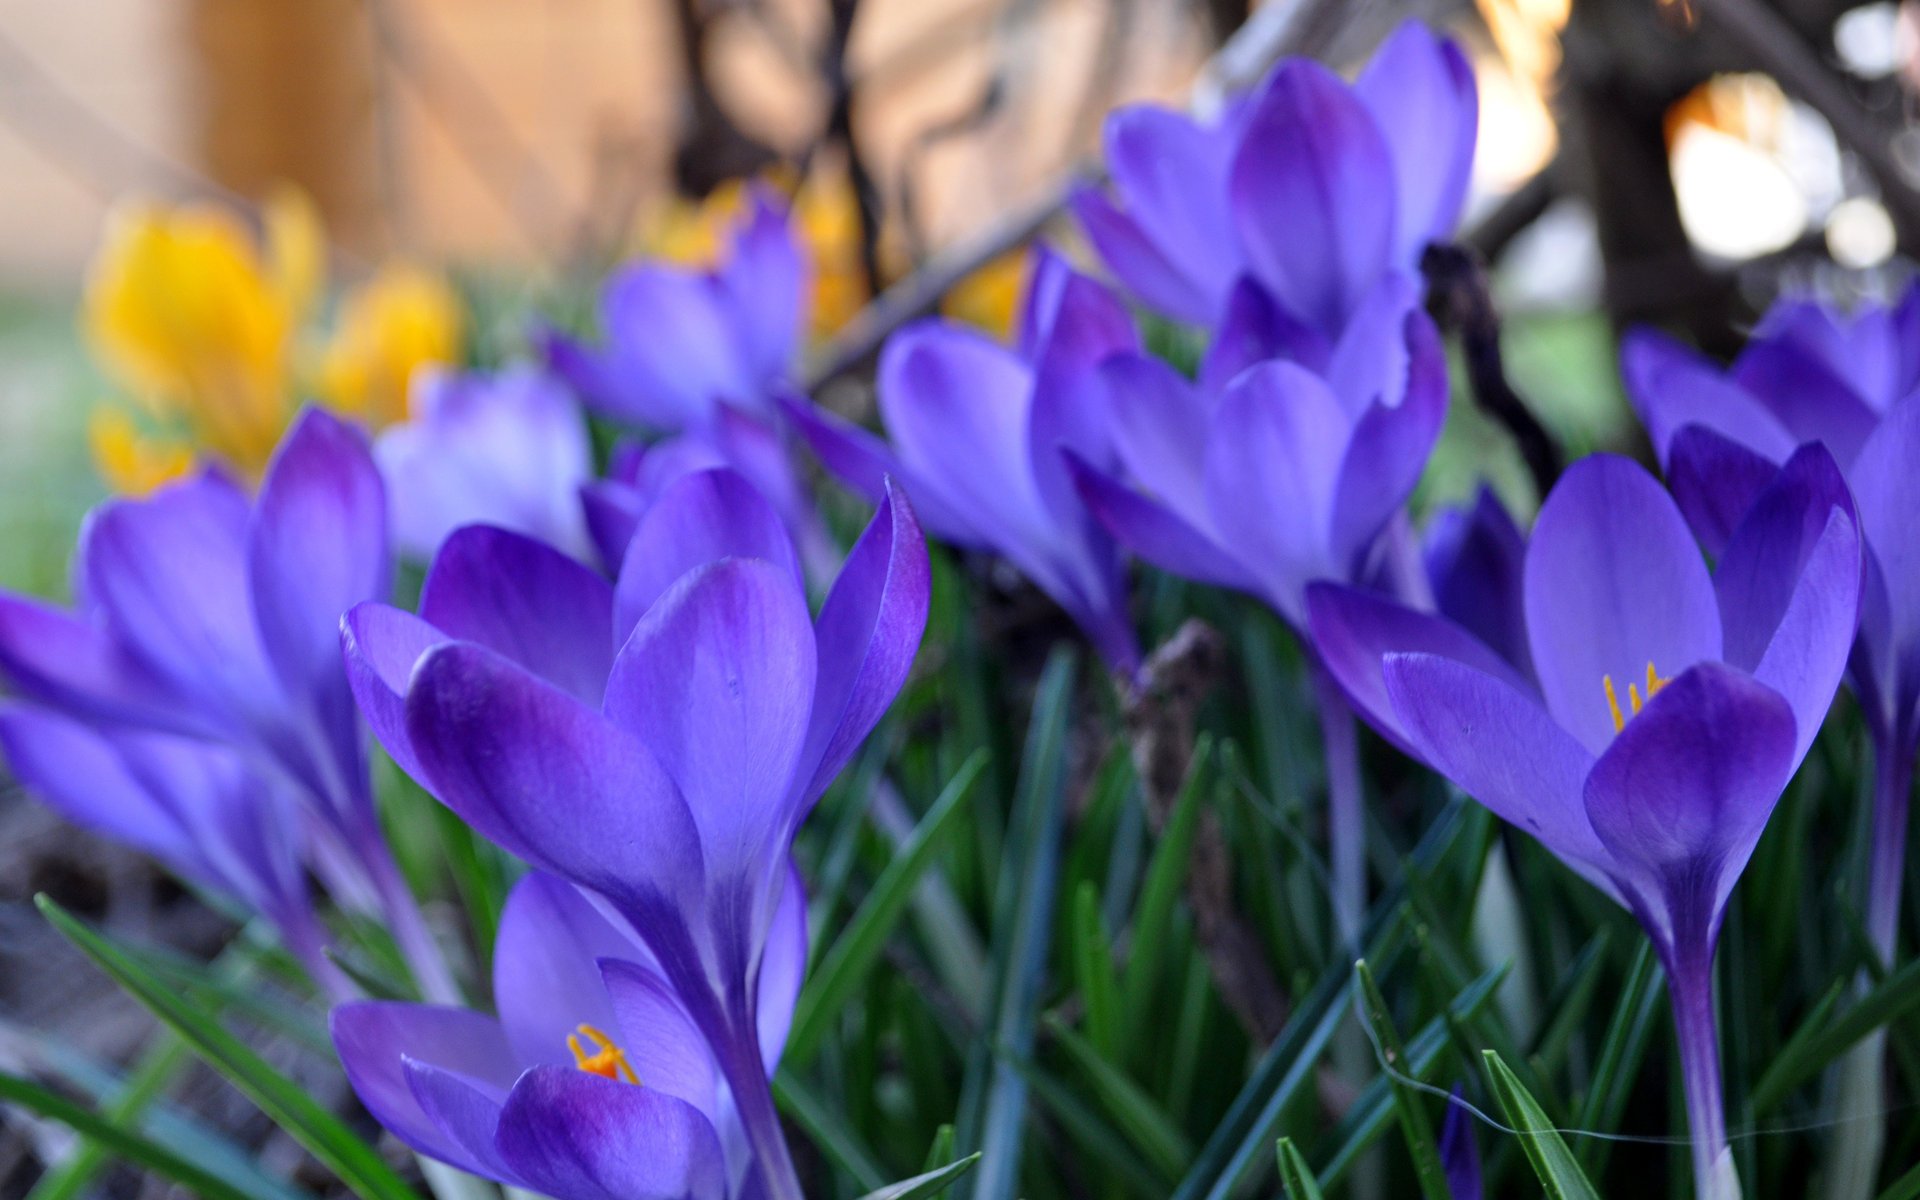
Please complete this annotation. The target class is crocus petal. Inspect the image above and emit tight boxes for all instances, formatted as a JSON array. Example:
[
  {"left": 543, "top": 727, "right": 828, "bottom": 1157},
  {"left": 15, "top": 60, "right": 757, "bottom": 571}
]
[
  {"left": 1197, "top": 278, "right": 1328, "bottom": 395},
  {"left": 1305, "top": 583, "right": 1532, "bottom": 760},
  {"left": 1069, "top": 187, "right": 1216, "bottom": 325},
  {"left": 613, "top": 469, "right": 801, "bottom": 645},
  {"left": 404, "top": 641, "right": 707, "bottom": 913},
  {"left": 494, "top": 872, "right": 649, "bottom": 1070},
  {"left": 1099, "top": 354, "right": 1215, "bottom": 519},
  {"left": 331, "top": 1002, "right": 519, "bottom": 1176},
  {"left": 539, "top": 328, "right": 628, "bottom": 419},
  {"left": 601, "top": 266, "right": 751, "bottom": 428},
  {"left": 495, "top": 1067, "right": 726, "bottom": 1200},
  {"left": 1100, "top": 106, "right": 1242, "bottom": 305},
  {"left": 0, "top": 595, "right": 181, "bottom": 730},
  {"left": 1438, "top": 1086, "right": 1483, "bottom": 1200},
  {"left": 781, "top": 397, "right": 983, "bottom": 550},
  {"left": 1067, "top": 454, "right": 1258, "bottom": 592},
  {"left": 581, "top": 479, "right": 647, "bottom": 574},
  {"left": 715, "top": 188, "right": 805, "bottom": 389},
  {"left": 1382, "top": 652, "right": 1618, "bottom": 899},
  {"left": 1203, "top": 360, "right": 1351, "bottom": 620},
  {"left": 1840, "top": 392, "right": 1920, "bottom": 721},
  {"left": 1323, "top": 272, "right": 1420, "bottom": 417},
  {"left": 1354, "top": 22, "right": 1477, "bottom": 261},
  {"left": 1524, "top": 455, "right": 1724, "bottom": 754},
  {"left": 1229, "top": 60, "right": 1396, "bottom": 333},
  {"left": 1583, "top": 662, "right": 1796, "bottom": 935},
  {"left": 798, "top": 483, "right": 929, "bottom": 804},
  {"left": 1329, "top": 309, "right": 1448, "bottom": 572},
  {"left": 341, "top": 602, "right": 444, "bottom": 782},
  {"left": 603, "top": 559, "right": 816, "bottom": 901},
  {"left": 1665, "top": 424, "right": 1788, "bottom": 558},
  {"left": 1424, "top": 487, "right": 1533, "bottom": 679},
  {"left": 248, "top": 411, "right": 390, "bottom": 778},
  {"left": 757, "top": 861, "right": 807, "bottom": 1073},
  {"left": 1621, "top": 329, "right": 1797, "bottom": 467},
  {"left": 419, "top": 525, "right": 615, "bottom": 708},
  {"left": 600, "top": 959, "right": 721, "bottom": 1116},
  {"left": 1730, "top": 338, "right": 1880, "bottom": 467},
  {"left": 405, "top": 1061, "right": 520, "bottom": 1184},
  {"left": 1023, "top": 250, "right": 1137, "bottom": 526}
]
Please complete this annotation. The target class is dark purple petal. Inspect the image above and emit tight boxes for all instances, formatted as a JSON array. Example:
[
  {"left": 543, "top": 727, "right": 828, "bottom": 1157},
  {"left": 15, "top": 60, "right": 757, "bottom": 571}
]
[
  {"left": 405, "top": 1061, "right": 521, "bottom": 1183},
  {"left": 330, "top": 1002, "right": 518, "bottom": 1176},
  {"left": 1228, "top": 60, "right": 1396, "bottom": 333},
  {"left": 1018, "top": 244, "right": 1138, "bottom": 375},
  {"left": 1893, "top": 282, "right": 1920, "bottom": 403},
  {"left": 581, "top": 479, "right": 647, "bottom": 574},
  {"left": 341, "top": 602, "right": 444, "bottom": 782},
  {"left": 420, "top": 525, "right": 615, "bottom": 707},
  {"left": 1621, "top": 329, "right": 1796, "bottom": 468},
  {"left": 603, "top": 559, "right": 816, "bottom": 894},
  {"left": 1840, "top": 392, "right": 1920, "bottom": 728},
  {"left": 494, "top": 872, "right": 650, "bottom": 1070},
  {"left": 1068, "top": 454, "right": 1256, "bottom": 592},
  {"left": 1305, "top": 583, "right": 1532, "bottom": 760},
  {"left": 1069, "top": 186, "right": 1216, "bottom": 325},
  {"left": 1438, "top": 1086, "right": 1483, "bottom": 1200},
  {"left": 1329, "top": 310, "right": 1448, "bottom": 572},
  {"left": 600, "top": 958, "right": 721, "bottom": 1116},
  {"left": 1354, "top": 22, "right": 1478, "bottom": 261},
  {"left": 0, "top": 594, "right": 181, "bottom": 730},
  {"left": 798, "top": 483, "right": 928, "bottom": 805},
  {"left": 1424, "top": 487, "right": 1533, "bottom": 679},
  {"left": 495, "top": 1067, "right": 726, "bottom": 1200},
  {"left": 404, "top": 641, "right": 706, "bottom": 911},
  {"left": 1381, "top": 652, "right": 1618, "bottom": 900},
  {"left": 1198, "top": 278, "right": 1328, "bottom": 395},
  {"left": 613, "top": 469, "right": 801, "bottom": 645},
  {"left": 1729, "top": 338, "right": 1880, "bottom": 467},
  {"left": 1023, "top": 249, "right": 1137, "bottom": 525},
  {"left": 1583, "top": 662, "right": 1796, "bottom": 933},
  {"left": 1524, "top": 455, "right": 1723, "bottom": 753},
  {"left": 1666, "top": 424, "right": 1788, "bottom": 558}
]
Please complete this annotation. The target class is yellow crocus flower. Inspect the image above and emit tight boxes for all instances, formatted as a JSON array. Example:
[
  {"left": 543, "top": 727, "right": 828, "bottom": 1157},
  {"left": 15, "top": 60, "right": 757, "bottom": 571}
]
[
  {"left": 86, "top": 409, "right": 195, "bottom": 497},
  {"left": 316, "top": 265, "right": 465, "bottom": 428}
]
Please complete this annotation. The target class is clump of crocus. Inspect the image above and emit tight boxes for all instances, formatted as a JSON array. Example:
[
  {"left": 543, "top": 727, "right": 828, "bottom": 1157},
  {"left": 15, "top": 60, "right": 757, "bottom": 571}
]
[
  {"left": 1308, "top": 451, "right": 1862, "bottom": 1199},
  {"left": 0, "top": 409, "right": 454, "bottom": 1001},
  {"left": 1073, "top": 19, "right": 1476, "bottom": 334},
  {"left": 373, "top": 365, "right": 593, "bottom": 562},
  {"left": 84, "top": 190, "right": 463, "bottom": 494},
  {"left": 334, "top": 868, "right": 805, "bottom": 1200},
  {"left": 341, "top": 468, "right": 929, "bottom": 1199},
  {"left": 786, "top": 245, "right": 1143, "bottom": 673}
]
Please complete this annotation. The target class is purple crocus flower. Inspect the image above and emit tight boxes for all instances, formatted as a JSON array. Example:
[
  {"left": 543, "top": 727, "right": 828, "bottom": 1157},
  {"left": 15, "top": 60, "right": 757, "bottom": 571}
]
[
  {"left": 375, "top": 365, "right": 594, "bottom": 562},
  {"left": 0, "top": 408, "right": 453, "bottom": 1000},
  {"left": 1308, "top": 452, "right": 1862, "bottom": 1199},
  {"left": 784, "top": 245, "right": 1143, "bottom": 672},
  {"left": 1438, "top": 1086, "right": 1482, "bottom": 1200},
  {"left": 1073, "top": 20, "right": 1476, "bottom": 332},
  {"left": 341, "top": 467, "right": 928, "bottom": 1199},
  {"left": 333, "top": 868, "right": 805, "bottom": 1200}
]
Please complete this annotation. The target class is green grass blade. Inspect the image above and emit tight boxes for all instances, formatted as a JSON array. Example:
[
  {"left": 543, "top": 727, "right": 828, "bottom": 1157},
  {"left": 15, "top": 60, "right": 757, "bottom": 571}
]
[
  {"left": 1483, "top": 1049, "right": 1602, "bottom": 1200},
  {"left": 1071, "top": 880, "right": 1122, "bottom": 1060},
  {"left": 25, "top": 1031, "right": 191, "bottom": 1200},
  {"left": 855, "top": 1154, "right": 982, "bottom": 1200},
  {"left": 1121, "top": 734, "right": 1212, "bottom": 1044},
  {"left": 1877, "top": 1160, "right": 1920, "bottom": 1200},
  {"left": 1275, "top": 1139, "right": 1325, "bottom": 1200},
  {"left": 773, "top": 1072, "right": 890, "bottom": 1193},
  {"left": 1044, "top": 1016, "right": 1194, "bottom": 1180},
  {"left": 1751, "top": 955, "right": 1920, "bottom": 1113},
  {"left": 36, "top": 896, "right": 422, "bottom": 1200},
  {"left": 1354, "top": 960, "right": 1452, "bottom": 1200}
]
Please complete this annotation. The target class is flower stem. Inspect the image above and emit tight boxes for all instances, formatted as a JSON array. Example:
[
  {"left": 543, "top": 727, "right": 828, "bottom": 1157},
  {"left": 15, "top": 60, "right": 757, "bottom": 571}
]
[
  {"left": 721, "top": 1026, "right": 805, "bottom": 1200},
  {"left": 1308, "top": 656, "right": 1365, "bottom": 948},
  {"left": 1667, "top": 944, "right": 1738, "bottom": 1200}
]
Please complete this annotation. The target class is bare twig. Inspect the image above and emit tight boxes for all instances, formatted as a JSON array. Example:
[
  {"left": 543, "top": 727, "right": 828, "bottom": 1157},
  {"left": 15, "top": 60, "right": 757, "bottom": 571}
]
[
  {"left": 1421, "top": 242, "right": 1564, "bottom": 498},
  {"left": 1121, "top": 620, "right": 1290, "bottom": 1043},
  {"left": 823, "top": 0, "right": 884, "bottom": 299},
  {"left": 665, "top": 0, "right": 779, "bottom": 197}
]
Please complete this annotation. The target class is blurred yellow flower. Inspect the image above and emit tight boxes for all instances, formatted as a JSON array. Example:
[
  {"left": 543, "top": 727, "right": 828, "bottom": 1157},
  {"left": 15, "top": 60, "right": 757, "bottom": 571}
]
[
  {"left": 941, "top": 250, "right": 1027, "bottom": 339},
  {"left": 316, "top": 265, "right": 465, "bottom": 428},
  {"left": 87, "top": 409, "right": 194, "bottom": 497},
  {"left": 84, "top": 188, "right": 319, "bottom": 481}
]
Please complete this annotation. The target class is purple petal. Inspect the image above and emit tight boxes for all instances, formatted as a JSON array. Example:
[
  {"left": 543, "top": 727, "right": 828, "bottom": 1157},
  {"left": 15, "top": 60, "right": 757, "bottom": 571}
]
[
  {"left": 1583, "top": 662, "right": 1796, "bottom": 934},
  {"left": 757, "top": 861, "right": 807, "bottom": 1073},
  {"left": 613, "top": 469, "right": 801, "bottom": 645},
  {"left": 341, "top": 602, "right": 444, "bottom": 782},
  {"left": 600, "top": 958, "right": 721, "bottom": 1116},
  {"left": 1840, "top": 392, "right": 1920, "bottom": 724},
  {"left": 1229, "top": 60, "right": 1396, "bottom": 333},
  {"left": 1666, "top": 424, "right": 1788, "bottom": 558},
  {"left": 1018, "top": 244, "right": 1138, "bottom": 374},
  {"left": 1524, "top": 455, "right": 1723, "bottom": 754},
  {"left": 1381, "top": 652, "right": 1618, "bottom": 899},
  {"left": 1329, "top": 309, "right": 1448, "bottom": 572},
  {"left": 1354, "top": 22, "right": 1478, "bottom": 261},
  {"left": 1099, "top": 354, "right": 1215, "bottom": 518},
  {"left": 1202, "top": 360, "right": 1351, "bottom": 621},
  {"left": 1069, "top": 187, "right": 1216, "bottom": 325},
  {"left": 1438, "top": 1086, "right": 1484, "bottom": 1200},
  {"left": 419, "top": 525, "right": 615, "bottom": 707},
  {"left": 1323, "top": 273, "right": 1421, "bottom": 417},
  {"left": 405, "top": 1061, "right": 521, "bottom": 1183},
  {"left": 1729, "top": 339, "right": 1880, "bottom": 468},
  {"left": 581, "top": 479, "right": 647, "bottom": 574},
  {"left": 1621, "top": 329, "right": 1797, "bottom": 467},
  {"left": 1305, "top": 583, "right": 1533, "bottom": 760},
  {"left": 1198, "top": 278, "right": 1329, "bottom": 395},
  {"left": 0, "top": 595, "right": 180, "bottom": 730},
  {"left": 1023, "top": 250, "right": 1137, "bottom": 525},
  {"left": 1068, "top": 453, "right": 1256, "bottom": 592},
  {"left": 495, "top": 1067, "right": 726, "bottom": 1200},
  {"left": 798, "top": 483, "right": 928, "bottom": 805},
  {"left": 782, "top": 398, "right": 982, "bottom": 549},
  {"left": 1100, "top": 106, "right": 1242, "bottom": 310},
  {"left": 601, "top": 266, "right": 750, "bottom": 428},
  {"left": 494, "top": 872, "right": 650, "bottom": 1070},
  {"left": 1423, "top": 487, "right": 1533, "bottom": 680},
  {"left": 714, "top": 188, "right": 805, "bottom": 390},
  {"left": 539, "top": 328, "right": 628, "bottom": 419},
  {"left": 603, "top": 558, "right": 816, "bottom": 894},
  {"left": 330, "top": 1002, "right": 518, "bottom": 1176},
  {"left": 404, "top": 641, "right": 707, "bottom": 911}
]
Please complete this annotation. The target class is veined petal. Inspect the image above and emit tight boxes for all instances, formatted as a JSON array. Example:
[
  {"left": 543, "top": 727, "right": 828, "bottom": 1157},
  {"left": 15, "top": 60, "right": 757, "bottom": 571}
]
[
  {"left": 495, "top": 1067, "right": 726, "bottom": 1200},
  {"left": 1329, "top": 309, "right": 1448, "bottom": 572},
  {"left": 341, "top": 602, "right": 443, "bottom": 782},
  {"left": 600, "top": 959, "right": 721, "bottom": 1117},
  {"left": 494, "top": 873, "right": 650, "bottom": 1070},
  {"left": 406, "top": 1061, "right": 520, "bottom": 1184},
  {"left": 1524, "top": 455, "right": 1723, "bottom": 754},
  {"left": 331, "top": 1002, "right": 518, "bottom": 1177},
  {"left": 613, "top": 469, "right": 801, "bottom": 646}
]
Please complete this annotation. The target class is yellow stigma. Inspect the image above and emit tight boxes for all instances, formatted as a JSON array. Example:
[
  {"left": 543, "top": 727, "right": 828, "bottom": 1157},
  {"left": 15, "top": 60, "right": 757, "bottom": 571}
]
[
  {"left": 1603, "top": 662, "right": 1670, "bottom": 733},
  {"left": 567, "top": 1024, "right": 639, "bottom": 1085}
]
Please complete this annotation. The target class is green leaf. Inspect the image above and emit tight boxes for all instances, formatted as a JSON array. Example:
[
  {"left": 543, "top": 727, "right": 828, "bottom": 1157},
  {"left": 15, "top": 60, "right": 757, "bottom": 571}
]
[
  {"left": 773, "top": 1072, "right": 889, "bottom": 1193},
  {"left": 1482, "top": 1049, "right": 1602, "bottom": 1200},
  {"left": 1274, "top": 1139, "right": 1325, "bottom": 1200},
  {"left": 1071, "top": 881, "right": 1122, "bottom": 1060},
  {"left": 36, "top": 896, "right": 423, "bottom": 1200},
  {"left": 855, "top": 1154, "right": 983, "bottom": 1200},
  {"left": 25, "top": 1031, "right": 192, "bottom": 1200},
  {"left": 1573, "top": 941, "right": 1663, "bottom": 1175},
  {"left": 1877, "top": 1159, "right": 1920, "bottom": 1200},
  {"left": 1122, "top": 735, "right": 1212, "bottom": 1043},
  {"left": 0, "top": 1069, "right": 269, "bottom": 1200},
  {"left": 1751, "top": 955, "right": 1920, "bottom": 1113},
  {"left": 1044, "top": 1016, "right": 1193, "bottom": 1180},
  {"left": 1354, "top": 960, "right": 1452, "bottom": 1200},
  {"left": 787, "top": 750, "right": 988, "bottom": 1066}
]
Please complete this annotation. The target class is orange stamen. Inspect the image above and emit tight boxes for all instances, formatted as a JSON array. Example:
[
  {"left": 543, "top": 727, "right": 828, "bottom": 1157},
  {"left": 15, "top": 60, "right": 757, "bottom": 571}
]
[{"left": 567, "top": 1024, "right": 639, "bottom": 1085}]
